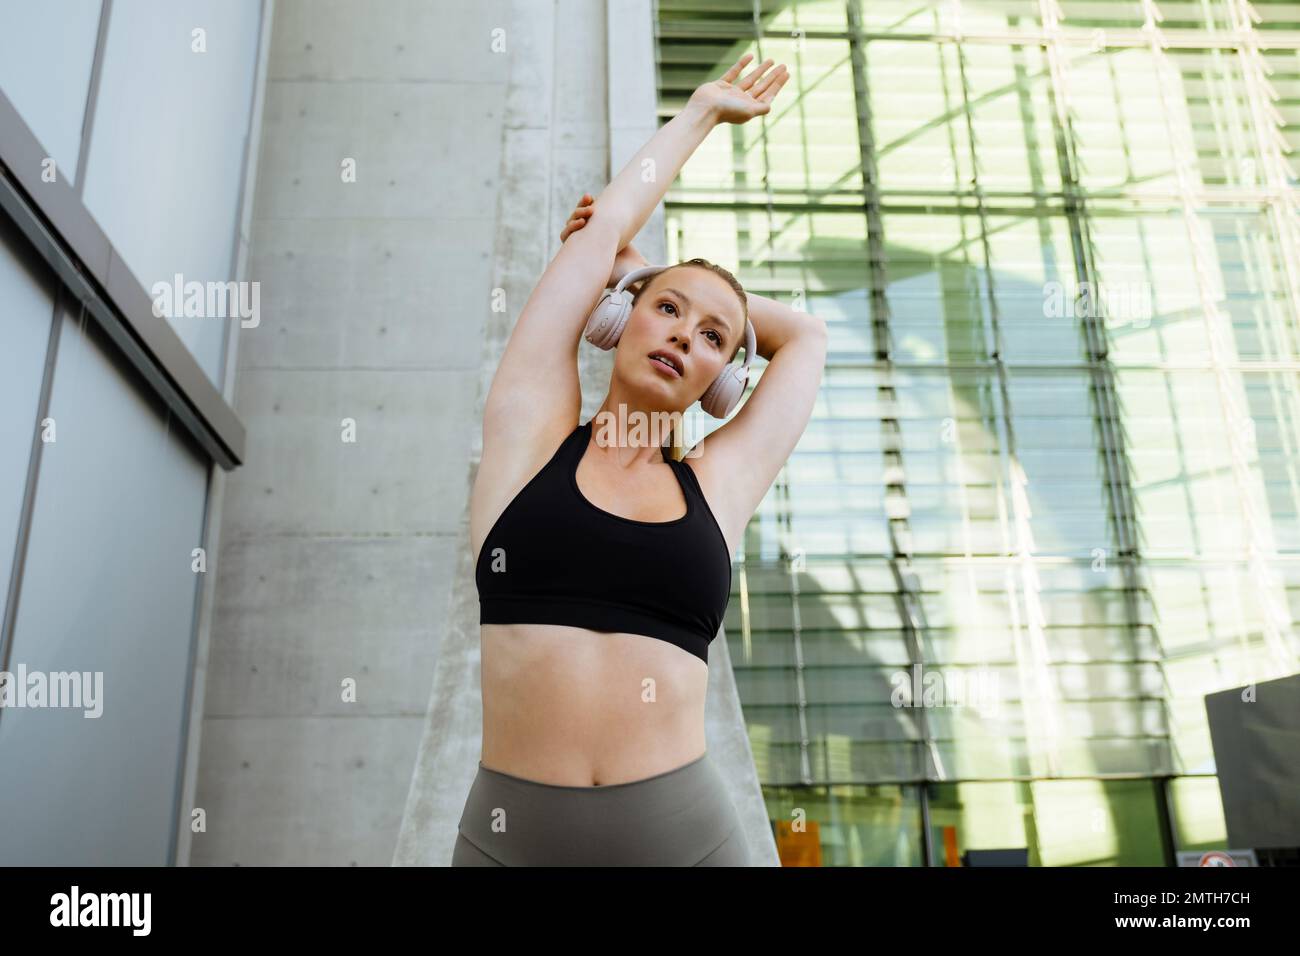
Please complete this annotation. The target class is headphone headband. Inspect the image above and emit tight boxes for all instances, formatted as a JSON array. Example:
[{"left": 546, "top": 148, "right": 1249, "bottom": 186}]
[{"left": 612, "top": 264, "right": 665, "bottom": 294}]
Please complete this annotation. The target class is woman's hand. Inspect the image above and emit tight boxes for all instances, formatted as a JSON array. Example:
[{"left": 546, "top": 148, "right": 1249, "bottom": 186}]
[
  {"left": 561, "top": 193, "right": 649, "bottom": 289},
  {"left": 687, "top": 53, "right": 789, "bottom": 125}
]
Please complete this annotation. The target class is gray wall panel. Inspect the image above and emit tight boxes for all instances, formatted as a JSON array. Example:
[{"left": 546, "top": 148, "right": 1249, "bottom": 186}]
[
  {"left": 0, "top": 210, "right": 57, "bottom": 634},
  {"left": 0, "top": 298, "right": 210, "bottom": 866}
]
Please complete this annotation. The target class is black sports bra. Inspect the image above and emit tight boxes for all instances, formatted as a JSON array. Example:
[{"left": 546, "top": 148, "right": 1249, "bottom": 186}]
[{"left": 474, "top": 419, "right": 732, "bottom": 664}]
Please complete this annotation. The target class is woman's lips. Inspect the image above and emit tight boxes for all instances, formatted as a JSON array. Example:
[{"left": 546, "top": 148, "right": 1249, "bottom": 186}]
[{"left": 648, "top": 354, "right": 681, "bottom": 378}]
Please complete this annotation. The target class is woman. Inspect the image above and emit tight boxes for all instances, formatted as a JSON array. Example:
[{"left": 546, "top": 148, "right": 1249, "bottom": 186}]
[{"left": 453, "top": 54, "right": 826, "bottom": 866}]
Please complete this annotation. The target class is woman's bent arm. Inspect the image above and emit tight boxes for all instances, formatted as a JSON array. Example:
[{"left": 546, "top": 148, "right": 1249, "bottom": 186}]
[
  {"left": 742, "top": 290, "right": 824, "bottom": 361},
  {"left": 690, "top": 297, "right": 827, "bottom": 546}
]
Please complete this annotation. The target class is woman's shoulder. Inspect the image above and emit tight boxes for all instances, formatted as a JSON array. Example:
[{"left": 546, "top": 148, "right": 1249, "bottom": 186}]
[{"left": 471, "top": 414, "right": 581, "bottom": 559}]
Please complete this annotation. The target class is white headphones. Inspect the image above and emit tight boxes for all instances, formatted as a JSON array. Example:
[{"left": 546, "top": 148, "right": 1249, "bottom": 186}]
[{"left": 583, "top": 264, "right": 756, "bottom": 418}]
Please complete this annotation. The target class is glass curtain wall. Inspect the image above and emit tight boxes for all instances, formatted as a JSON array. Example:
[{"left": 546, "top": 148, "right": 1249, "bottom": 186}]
[{"left": 655, "top": 0, "right": 1300, "bottom": 866}]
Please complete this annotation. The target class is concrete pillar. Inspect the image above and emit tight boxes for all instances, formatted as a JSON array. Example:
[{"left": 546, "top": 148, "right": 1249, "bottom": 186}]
[{"left": 191, "top": 0, "right": 510, "bottom": 865}]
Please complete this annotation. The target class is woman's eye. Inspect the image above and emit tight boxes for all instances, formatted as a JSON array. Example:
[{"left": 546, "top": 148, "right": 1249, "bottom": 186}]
[{"left": 659, "top": 301, "right": 677, "bottom": 315}]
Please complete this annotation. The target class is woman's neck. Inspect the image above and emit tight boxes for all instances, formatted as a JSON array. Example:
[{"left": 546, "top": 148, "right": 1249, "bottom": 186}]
[{"left": 589, "top": 403, "right": 686, "bottom": 462}]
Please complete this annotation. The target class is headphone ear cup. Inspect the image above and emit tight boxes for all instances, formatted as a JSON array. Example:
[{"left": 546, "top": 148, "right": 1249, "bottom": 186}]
[
  {"left": 584, "top": 291, "right": 631, "bottom": 350},
  {"left": 699, "top": 363, "right": 749, "bottom": 418}
]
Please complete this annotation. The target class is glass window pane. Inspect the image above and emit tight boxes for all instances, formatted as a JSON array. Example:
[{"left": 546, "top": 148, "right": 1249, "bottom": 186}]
[
  {"left": 80, "top": 0, "right": 263, "bottom": 386},
  {"left": 930, "top": 778, "right": 1167, "bottom": 866},
  {"left": 0, "top": 0, "right": 103, "bottom": 186}
]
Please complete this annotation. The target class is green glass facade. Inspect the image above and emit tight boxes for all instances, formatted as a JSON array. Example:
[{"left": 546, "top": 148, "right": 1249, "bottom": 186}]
[{"left": 655, "top": 0, "right": 1300, "bottom": 865}]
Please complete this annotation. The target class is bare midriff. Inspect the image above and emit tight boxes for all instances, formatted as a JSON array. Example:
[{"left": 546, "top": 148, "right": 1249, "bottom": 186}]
[{"left": 479, "top": 621, "right": 709, "bottom": 787}]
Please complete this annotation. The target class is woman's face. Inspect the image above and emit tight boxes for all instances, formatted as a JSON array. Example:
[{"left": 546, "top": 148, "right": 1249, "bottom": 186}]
[{"left": 616, "top": 267, "right": 745, "bottom": 412}]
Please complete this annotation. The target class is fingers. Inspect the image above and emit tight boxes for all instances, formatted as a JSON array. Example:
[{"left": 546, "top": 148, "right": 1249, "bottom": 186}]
[
  {"left": 752, "top": 64, "right": 788, "bottom": 101},
  {"left": 560, "top": 193, "right": 595, "bottom": 241},
  {"left": 560, "top": 217, "right": 584, "bottom": 240},
  {"left": 720, "top": 52, "right": 754, "bottom": 84},
  {"left": 737, "top": 57, "right": 774, "bottom": 91},
  {"left": 560, "top": 202, "right": 595, "bottom": 241},
  {"left": 765, "top": 69, "right": 790, "bottom": 103}
]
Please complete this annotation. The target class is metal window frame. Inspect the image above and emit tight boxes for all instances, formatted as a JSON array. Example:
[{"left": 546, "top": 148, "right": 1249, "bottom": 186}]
[{"left": 0, "top": 88, "right": 246, "bottom": 471}]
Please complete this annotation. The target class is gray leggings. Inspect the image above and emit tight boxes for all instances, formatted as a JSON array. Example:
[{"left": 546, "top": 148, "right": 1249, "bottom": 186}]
[{"left": 451, "top": 750, "right": 752, "bottom": 866}]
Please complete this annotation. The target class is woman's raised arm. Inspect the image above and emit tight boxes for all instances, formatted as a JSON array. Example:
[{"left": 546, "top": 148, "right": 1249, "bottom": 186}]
[
  {"left": 590, "top": 54, "right": 788, "bottom": 248},
  {"left": 480, "top": 54, "right": 789, "bottom": 461}
]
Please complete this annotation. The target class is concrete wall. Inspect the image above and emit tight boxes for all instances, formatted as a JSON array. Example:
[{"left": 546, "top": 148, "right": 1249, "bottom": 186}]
[
  {"left": 189, "top": 0, "right": 507, "bottom": 866},
  {"left": 190, "top": 0, "right": 776, "bottom": 866}
]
